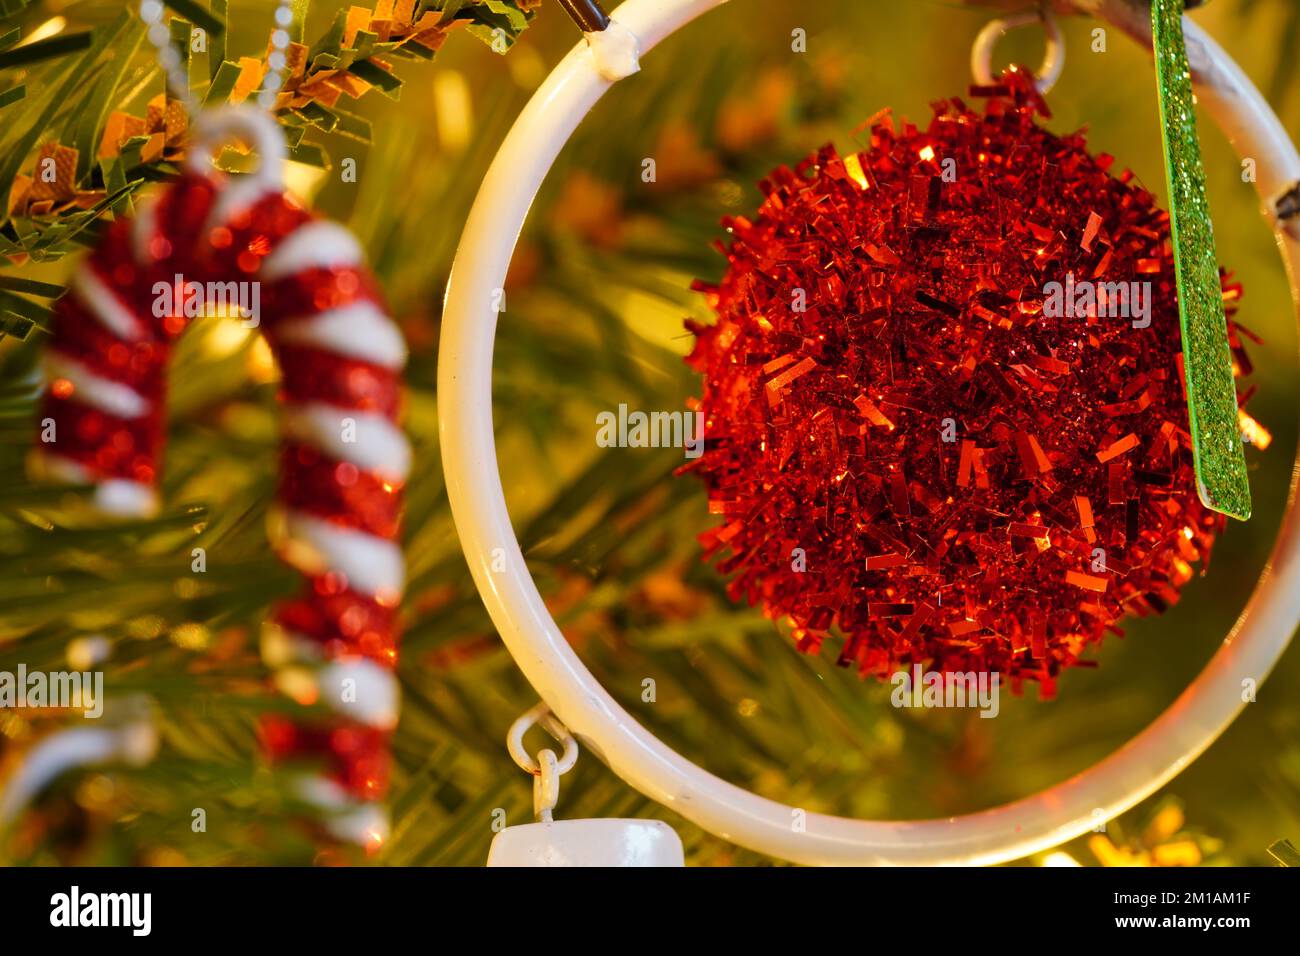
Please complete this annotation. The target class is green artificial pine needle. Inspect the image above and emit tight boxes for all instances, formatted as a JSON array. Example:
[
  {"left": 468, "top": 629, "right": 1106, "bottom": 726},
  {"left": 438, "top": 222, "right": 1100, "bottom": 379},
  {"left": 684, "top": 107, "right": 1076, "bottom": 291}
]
[
  {"left": 1267, "top": 838, "right": 1300, "bottom": 867},
  {"left": 1152, "top": 0, "right": 1251, "bottom": 520}
]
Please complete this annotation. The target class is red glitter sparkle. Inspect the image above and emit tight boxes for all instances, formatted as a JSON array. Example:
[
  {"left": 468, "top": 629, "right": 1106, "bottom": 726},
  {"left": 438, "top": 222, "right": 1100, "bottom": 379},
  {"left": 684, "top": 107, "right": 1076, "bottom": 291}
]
[{"left": 682, "top": 69, "right": 1255, "bottom": 694}]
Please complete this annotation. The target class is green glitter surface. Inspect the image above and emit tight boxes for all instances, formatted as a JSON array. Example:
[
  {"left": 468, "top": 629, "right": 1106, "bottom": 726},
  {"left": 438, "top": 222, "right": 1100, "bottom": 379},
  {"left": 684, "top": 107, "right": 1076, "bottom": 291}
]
[{"left": 1152, "top": 0, "right": 1251, "bottom": 520}]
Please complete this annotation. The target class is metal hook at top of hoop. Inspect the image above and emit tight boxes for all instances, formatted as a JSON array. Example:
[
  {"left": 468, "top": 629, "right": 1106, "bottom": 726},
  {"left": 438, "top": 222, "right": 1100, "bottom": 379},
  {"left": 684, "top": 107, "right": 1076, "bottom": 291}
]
[
  {"left": 557, "top": 0, "right": 641, "bottom": 81},
  {"left": 971, "top": 5, "right": 1065, "bottom": 95}
]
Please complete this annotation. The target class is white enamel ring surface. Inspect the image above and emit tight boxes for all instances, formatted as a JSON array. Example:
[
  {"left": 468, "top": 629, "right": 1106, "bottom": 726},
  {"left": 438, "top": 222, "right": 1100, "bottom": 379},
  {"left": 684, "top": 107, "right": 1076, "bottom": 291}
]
[{"left": 439, "top": 0, "right": 1300, "bottom": 865}]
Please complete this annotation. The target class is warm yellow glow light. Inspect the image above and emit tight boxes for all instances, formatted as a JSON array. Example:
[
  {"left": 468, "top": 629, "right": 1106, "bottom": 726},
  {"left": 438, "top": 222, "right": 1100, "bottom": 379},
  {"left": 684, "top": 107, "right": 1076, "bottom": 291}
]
[
  {"left": 284, "top": 161, "right": 328, "bottom": 204},
  {"left": 20, "top": 17, "right": 65, "bottom": 46},
  {"left": 205, "top": 317, "right": 254, "bottom": 357},
  {"left": 434, "top": 71, "right": 473, "bottom": 154}
]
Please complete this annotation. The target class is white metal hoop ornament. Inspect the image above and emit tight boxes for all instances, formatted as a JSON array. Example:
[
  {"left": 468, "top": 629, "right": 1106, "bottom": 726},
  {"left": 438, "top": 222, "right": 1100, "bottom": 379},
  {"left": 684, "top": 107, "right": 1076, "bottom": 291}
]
[
  {"left": 970, "top": 6, "right": 1065, "bottom": 94},
  {"left": 440, "top": 0, "right": 1300, "bottom": 865}
]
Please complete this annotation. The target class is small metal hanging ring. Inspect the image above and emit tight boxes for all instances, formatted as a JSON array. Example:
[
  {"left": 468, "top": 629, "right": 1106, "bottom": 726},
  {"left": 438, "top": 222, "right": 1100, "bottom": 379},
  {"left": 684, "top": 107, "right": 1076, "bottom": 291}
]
[
  {"left": 533, "top": 748, "right": 561, "bottom": 822},
  {"left": 971, "top": 5, "right": 1065, "bottom": 95},
  {"left": 506, "top": 702, "right": 578, "bottom": 776}
]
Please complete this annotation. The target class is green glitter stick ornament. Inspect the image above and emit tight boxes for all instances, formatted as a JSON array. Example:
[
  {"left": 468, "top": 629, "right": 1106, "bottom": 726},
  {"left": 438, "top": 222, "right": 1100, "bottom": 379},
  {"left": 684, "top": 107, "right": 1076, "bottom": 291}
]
[{"left": 1152, "top": 0, "right": 1250, "bottom": 520}]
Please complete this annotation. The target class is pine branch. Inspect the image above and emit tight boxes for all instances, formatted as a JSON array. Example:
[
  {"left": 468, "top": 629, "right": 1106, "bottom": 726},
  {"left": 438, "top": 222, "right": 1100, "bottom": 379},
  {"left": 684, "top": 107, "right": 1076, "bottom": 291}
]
[
  {"left": 2, "top": 0, "right": 1296, "bottom": 867},
  {"left": 0, "top": 0, "right": 540, "bottom": 264}
]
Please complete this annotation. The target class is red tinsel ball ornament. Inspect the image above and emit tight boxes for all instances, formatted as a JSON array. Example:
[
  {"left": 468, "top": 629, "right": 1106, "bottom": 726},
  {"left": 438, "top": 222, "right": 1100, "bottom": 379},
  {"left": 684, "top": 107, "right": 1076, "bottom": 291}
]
[{"left": 684, "top": 69, "right": 1252, "bottom": 695}]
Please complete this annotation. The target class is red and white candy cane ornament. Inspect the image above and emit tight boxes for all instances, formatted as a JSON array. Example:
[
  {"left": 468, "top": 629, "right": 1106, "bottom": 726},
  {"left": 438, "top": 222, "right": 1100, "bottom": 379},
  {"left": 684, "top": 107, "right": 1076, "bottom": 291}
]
[{"left": 31, "top": 106, "right": 408, "bottom": 849}]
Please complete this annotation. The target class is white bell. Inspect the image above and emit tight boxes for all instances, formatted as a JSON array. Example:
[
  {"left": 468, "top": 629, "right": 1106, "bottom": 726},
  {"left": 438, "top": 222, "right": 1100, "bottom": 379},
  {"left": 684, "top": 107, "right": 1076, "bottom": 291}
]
[{"left": 488, "top": 818, "right": 684, "bottom": 867}]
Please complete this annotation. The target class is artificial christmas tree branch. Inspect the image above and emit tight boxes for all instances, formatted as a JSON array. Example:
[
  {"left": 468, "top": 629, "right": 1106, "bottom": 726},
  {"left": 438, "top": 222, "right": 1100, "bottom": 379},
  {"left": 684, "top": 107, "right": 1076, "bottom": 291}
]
[
  {"left": 1, "top": 0, "right": 1296, "bottom": 867},
  {"left": 0, "top": 1, "right": 540, "bottom": 282}
]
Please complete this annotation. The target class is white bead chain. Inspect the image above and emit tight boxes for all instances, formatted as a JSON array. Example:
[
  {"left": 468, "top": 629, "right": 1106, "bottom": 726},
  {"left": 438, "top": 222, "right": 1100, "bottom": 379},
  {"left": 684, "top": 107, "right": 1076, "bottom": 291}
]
[
  {"left": 138, "top": 0, "right": 295, "bottom": 114},
  {"left": 261, "top": 2, "right": 296, "bottom": 112}
]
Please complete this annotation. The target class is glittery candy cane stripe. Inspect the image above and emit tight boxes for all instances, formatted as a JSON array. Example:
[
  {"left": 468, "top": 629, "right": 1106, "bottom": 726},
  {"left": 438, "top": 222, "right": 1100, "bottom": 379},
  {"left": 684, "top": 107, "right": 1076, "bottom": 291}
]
[
  {"left": 317, "top": 657, "right": 399, "bottom": 730},
  {"left": 226, "top": 190, "right": 406, "bottom": 846},
  {"left": 259, "top": 720, "right": 391, "bottom": 802},
  {"left": 27, "top": 452, "right": 158, "bottom": 518},
  {"left": 277, "top": 347, "right": 405, "bottom": 417},
  {"left": 129, "top": 195, "right": 160, "bottom": 263},
  {"left": 35, "top": 398, "right": 162, "bottom": 483},
  {"left": 276, "top": 301, "right": 408, "bottom": 369},
  {"left": 32, "top": 172, "right": 408, "bottom": 846},
  {"left": 280, "top": 405, "right": 410, "bottom": 481},
  {"left": 271, "top": 581, "right": 398, "bottom": 664},
  {"left": 202, "top": 177, "right": 287, "bottom": 238},
  {"left": 260, "top": 221, "right": 365, "bottom": 279},
  {"left": 294, "top": 775, "right": 391, "bottom": 848},
  {"left": 280, "top": 445, "right": 402, "bottom": 537},
  {"left": 41, "top": 295, "right": 168, "bottom": 393},
  {"left": 275, "top": 510, "right": 405, "bottom": 599},
  {"left": 43, "top": 352, "right": 151, "bottom": 418},
  {"left": 69, "top": 268, "right": 148, "bottom": 342}
]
